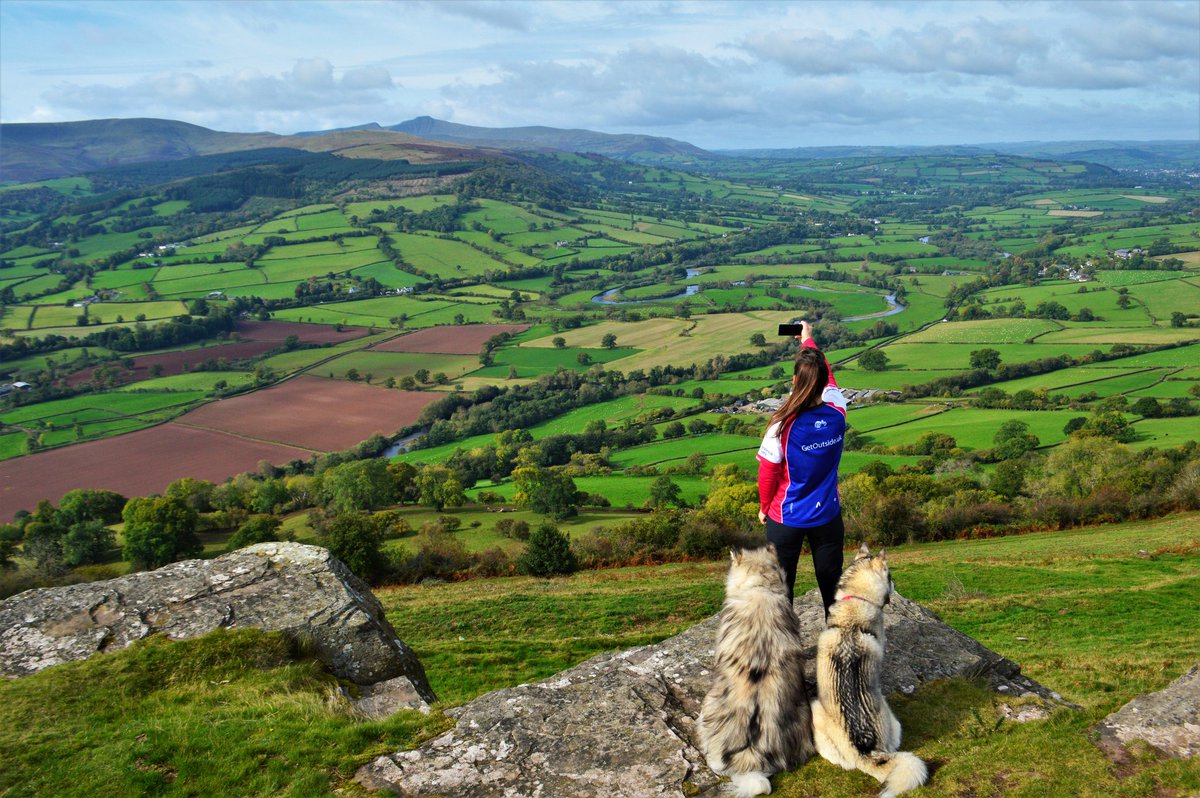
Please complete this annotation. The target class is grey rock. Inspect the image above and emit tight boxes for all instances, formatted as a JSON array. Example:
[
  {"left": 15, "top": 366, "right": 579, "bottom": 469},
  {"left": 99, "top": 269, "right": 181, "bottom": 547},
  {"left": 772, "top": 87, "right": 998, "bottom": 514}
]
[
  {"left": 1096, "top": 663, "right": 1200, "bottom": 760},
  {"left": 0, "top": 542, "right": 435, "bottom": 709},
  {"left": 357, "top": 590, "right": 1072, "bottom": 797}
]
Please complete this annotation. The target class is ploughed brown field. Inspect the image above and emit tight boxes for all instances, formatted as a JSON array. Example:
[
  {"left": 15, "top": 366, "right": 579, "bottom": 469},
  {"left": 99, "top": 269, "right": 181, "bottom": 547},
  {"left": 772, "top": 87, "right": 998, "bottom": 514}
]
[
  {"left": 0, "top": 425, "right": 312, "bottom": 519},
  {"left": 370, "top": 323, "right": 529, "bottom": 354},
  {"left": 0, "top": 374, "right": 437, "bottom": 519},
  {"left": 174, "top": 376, "right": 436, "bottom": 451},
  {"left": 66, "top": 320, "right": 370, "bottom": 387}
]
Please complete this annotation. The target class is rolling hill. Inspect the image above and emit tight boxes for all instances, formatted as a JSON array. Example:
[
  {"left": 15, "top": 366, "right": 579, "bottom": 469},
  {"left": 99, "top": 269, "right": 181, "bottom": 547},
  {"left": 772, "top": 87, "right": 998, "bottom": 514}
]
[
  {"left": 387, "top": 116, "right": 714, "bottom": 163},
  {"left": 0, "top": 118, "right": 499, "bottom": 183}
]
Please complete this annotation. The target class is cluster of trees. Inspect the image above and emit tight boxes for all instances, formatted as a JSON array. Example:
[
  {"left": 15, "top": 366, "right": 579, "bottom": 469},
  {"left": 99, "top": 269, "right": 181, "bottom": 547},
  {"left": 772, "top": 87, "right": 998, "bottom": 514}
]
[{"left": 841, "top": 439, "right": 1200, "bottom": 546}]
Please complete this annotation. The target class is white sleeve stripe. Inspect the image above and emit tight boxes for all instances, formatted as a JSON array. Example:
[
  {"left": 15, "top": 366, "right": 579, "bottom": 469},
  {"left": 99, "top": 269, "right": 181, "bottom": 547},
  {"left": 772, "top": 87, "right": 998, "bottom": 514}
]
[
  {"left": 823, "top": 387, "right": 848, "bottom": 417},
  {"left": 757, "top": 421, "right": 783, "bottom": 463}
]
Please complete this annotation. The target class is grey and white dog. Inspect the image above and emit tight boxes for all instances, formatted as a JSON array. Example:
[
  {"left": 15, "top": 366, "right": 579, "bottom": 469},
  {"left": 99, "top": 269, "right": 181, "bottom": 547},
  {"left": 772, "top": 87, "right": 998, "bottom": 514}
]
[
  {"left": 698, "top": 545, "right": 815, "bottom": 797},
  {"left": 810, "top": 543, "right": 928, "bottom": 797}
]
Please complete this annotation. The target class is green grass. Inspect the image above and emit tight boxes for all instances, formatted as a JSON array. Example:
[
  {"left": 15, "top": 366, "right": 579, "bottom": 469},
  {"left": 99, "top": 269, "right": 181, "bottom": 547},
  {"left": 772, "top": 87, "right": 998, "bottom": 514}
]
[
  {"left": 0, "top": 629, "right": 448, "bottom": 798},
  {"left": 389, "top": 233, "right": 508, "bottom": 278},
  {"left": 0, "top": 507, "right": 1198, "bottom": 797}
]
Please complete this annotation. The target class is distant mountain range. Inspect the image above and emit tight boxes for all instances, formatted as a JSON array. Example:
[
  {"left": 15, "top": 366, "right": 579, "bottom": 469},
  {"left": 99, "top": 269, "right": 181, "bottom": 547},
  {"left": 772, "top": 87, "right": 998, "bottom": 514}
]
[
  {"left": 0, "top": 118, "right": 497, "bottom": 183},
  {"left": 383, "top": 116, "right": 712, "bottom": 163},
  {"left": 2, "top": 115, "right": 1196, "bottom": 185},
  {"left": 717, "top": 140, "right": 1200, "bottom": 171}
]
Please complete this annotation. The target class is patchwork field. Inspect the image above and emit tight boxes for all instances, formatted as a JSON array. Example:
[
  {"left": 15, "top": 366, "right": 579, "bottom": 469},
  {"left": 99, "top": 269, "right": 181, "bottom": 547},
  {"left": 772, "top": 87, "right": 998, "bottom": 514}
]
[
  {"left": 371, "top": 323, "right": 529, "bottom": 354},
  {"left": 177, "top": 376, "right": 437, "bottom": 451},
  {"left": 0, "top": 425, "right": 313, "bottom": 520}
]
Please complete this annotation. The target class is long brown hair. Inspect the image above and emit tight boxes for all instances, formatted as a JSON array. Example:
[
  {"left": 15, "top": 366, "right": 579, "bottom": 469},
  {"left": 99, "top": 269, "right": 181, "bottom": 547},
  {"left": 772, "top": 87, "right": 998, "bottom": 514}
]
[{"left": 771, "top": 347, "right": 829, "bottom": 438}]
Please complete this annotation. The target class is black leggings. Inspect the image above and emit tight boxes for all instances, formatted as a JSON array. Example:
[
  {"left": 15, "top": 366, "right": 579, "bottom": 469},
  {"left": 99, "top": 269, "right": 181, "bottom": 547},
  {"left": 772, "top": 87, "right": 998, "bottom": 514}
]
[{"left": 764, "top": 514, "right": 845, "bottom": 613}]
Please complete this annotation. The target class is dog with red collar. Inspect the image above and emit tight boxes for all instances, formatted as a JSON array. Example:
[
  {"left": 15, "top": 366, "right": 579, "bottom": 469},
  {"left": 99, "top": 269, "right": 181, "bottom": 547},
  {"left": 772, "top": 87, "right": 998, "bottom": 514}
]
[{"left": 810, "top": 543, "right": 928, "bottom": 798}]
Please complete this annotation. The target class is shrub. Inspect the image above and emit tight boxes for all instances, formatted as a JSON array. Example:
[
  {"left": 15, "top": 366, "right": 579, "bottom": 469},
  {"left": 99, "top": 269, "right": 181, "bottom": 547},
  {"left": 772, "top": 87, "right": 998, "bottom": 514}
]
[
  {"left": 676, "top": 513, "right": 757, "bottom": 558},
  {"left": 394, "top": 526, "right": 473, "bottom": 583},
  {"left": 317, "top": 511, "right": 388, "bottom": 583},
  {"left": 471, "top": 547, "right": 514, "bottom": 578},
  {"left": 517, "top": 523, "right": 577, "bottom": 577},
  {"left": 495, "top": 518, "right": 531, "bottom": 540},
  {"left": 226, "top": 515, "right": 282, "bottom": 551}
]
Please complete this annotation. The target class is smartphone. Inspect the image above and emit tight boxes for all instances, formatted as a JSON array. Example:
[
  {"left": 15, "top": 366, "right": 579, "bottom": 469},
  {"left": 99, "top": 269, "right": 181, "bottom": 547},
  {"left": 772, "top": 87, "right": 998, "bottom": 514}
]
[{"left": 777, "top": 323, "right": 806, "bottom": 336}]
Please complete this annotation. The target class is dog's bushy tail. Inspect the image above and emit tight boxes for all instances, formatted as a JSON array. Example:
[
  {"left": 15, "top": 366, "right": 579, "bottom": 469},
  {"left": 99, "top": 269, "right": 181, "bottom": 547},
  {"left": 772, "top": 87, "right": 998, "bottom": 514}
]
[
  {"left": 860, "top": 750, "right": 927, "bottom": 798},
  {"left": 728, "top": 770, "right": 772, "bottom": 798}
]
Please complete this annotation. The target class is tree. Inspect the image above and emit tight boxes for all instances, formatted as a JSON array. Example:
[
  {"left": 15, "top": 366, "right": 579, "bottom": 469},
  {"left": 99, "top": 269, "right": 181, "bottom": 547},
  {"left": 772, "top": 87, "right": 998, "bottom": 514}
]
[
  {"left": 601, "top": 333, "right": 618, "bottom": 349},
  {"left": 62, "top": 519, "right": 115, "bottom": 566},
  {"left": 320, "top": 459, "right": 396, "bottom": 513},
  {"left": 1171, "top": 312, "right": 1187, "bottom": 328},
  {"left": 320, "top": 511, "right": 388, "bottom": 583},
  {"left": 1131, "top": 396, "right": 1163, "bottom": 418},
  {"left": 552, "top": 336, "right": 566, "bottom": 349},
  {"left": 648, "top": 475, "right": 685, "bottom": 508},
  {"left": 414, "top": 368, "right": 430, "bottom": 384},
  {"left": 684, "top": 451, "right": 708, "bottom": 475},
  {"left": 577, "top": 352, "right": 592, "bottom": 365},
  {"left": 969, "top": 348, "right": 1002, "bottom": 370},
  {"left": 57, "top": 488, "right": 127, "bottom": 525},
  {"left": 858, "top": 349, "right": 889, "bottom": 371},
  {"left": 163, "top": 478, "right": 214, "bottom": 512},
  {"left": 122, "top": 496, "right": 201, "bottom": 569},
  {"left": 990, "top": 459, "right": 1026, "bottom": 499},
  {"left": 512, "top": 464, "right": 579, "bottom": 519},
  {"left": 22, "top": 521, "right": 66, "bottom": 575},
  {"left": 662, "top": 421, "right": 686, "bottom": 439},
  {"left": 517, "top": 523, "right": 577, "bottom": 576},
  {"left": 1077, "top": 410, "right": 1136, "bottom": 443},
  {"left": 749, "top": 332, "right": 767, "bottom": 347},
  {"left": 992, "top": 420, "right": 1040, "bottom": 460},
  {"left": 415, "top": 464, "right": 466, "bottom": 511}
]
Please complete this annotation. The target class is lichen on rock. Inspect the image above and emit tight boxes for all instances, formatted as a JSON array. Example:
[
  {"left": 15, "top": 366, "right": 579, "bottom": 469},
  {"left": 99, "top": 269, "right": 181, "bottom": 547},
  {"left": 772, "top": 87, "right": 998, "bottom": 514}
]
[
  {"left": 0, "top": 542, "right": 435, "bottom": 712},
  {"left": 357, "top": 589, "right": 1073, "bottom": 797}
]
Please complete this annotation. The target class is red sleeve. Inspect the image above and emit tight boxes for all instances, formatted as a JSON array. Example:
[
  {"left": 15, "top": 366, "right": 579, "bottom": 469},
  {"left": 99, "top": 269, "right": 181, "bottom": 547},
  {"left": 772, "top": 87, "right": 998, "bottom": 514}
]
[
  {"left": 757, "top": 455, "right": 783, "bottom": 516},
  {"left": 802, "top": 337, "right": 838, "bottom": 388}
]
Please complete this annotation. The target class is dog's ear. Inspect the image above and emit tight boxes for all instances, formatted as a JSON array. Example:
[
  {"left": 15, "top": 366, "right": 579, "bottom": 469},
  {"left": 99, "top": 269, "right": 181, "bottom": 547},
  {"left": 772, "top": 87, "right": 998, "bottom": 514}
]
[
  {"left": 730, "top": 548, "right": 742, "bottom": 564},
  {"left": 765, "top": 542, "right": 777, "bottom": 555},
  {"left": 879, "top": 546, "right": 887, "bottom": 561},
  {"left": 855, "top": 542, "right": 872, "bottom": 561}
]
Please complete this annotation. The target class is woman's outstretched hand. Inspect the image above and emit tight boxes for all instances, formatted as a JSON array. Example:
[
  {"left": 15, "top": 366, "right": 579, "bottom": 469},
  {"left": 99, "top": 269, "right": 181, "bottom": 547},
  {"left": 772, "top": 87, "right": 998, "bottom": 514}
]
[{"left": 795, "top": 319, "right": 813, "bottom": 345}]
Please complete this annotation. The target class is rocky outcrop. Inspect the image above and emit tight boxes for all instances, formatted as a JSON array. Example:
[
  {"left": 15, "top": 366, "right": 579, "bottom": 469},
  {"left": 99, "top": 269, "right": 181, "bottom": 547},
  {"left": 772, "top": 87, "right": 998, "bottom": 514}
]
[
  {"left": 357, "top": 589, "right": 1072, "bottom": 797},
  {"left": 0, "top": 542, "right": 435, "bottom": 711},
  {"left": 1096, "top": 663, "right": 1200, "bottom": 760}
]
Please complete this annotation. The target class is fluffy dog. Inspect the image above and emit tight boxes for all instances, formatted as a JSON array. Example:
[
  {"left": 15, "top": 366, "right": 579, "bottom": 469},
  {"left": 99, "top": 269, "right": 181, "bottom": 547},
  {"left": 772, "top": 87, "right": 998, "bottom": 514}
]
[
  {"left": 698, "top": 545, "right": 814, "bottom": 797},
  {"left": 810, "top": 544, "right": 927, "bottom": 798}
]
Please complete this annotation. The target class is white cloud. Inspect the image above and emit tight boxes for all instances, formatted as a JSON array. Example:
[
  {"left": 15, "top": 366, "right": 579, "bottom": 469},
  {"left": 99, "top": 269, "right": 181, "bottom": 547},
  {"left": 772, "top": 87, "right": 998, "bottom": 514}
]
[
  {"left": 1, "top": 0, "right": 1195, "bottom": 145},
  {"left": 42, "top": 58, "right": 398, "bottom": 115}
]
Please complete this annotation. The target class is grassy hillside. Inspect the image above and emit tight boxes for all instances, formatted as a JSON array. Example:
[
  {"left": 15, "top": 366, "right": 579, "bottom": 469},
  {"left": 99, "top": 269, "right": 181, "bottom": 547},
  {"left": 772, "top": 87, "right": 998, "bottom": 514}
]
[{"left": 2, "top": 513, "right": 1197, "bottom": 797}]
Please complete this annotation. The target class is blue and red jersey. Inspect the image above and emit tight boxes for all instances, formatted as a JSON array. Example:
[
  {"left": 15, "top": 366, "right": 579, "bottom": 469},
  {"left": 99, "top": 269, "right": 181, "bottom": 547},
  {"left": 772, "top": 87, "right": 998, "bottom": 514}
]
[{"left": 757, "top": 340, "right": 848, "bottom": 527}]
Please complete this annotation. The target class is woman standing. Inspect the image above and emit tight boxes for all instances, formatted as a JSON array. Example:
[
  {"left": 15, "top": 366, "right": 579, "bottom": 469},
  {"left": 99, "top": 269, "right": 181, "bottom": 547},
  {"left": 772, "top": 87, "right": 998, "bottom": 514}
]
[{"left": 756, "top": 320, "right": 848, "bottom": 614}]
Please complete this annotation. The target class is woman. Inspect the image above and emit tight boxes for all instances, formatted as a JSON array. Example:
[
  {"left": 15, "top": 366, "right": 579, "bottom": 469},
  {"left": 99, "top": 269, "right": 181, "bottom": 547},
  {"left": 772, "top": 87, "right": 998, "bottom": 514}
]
[{"left": 756, "top": 320, "right": 848, "bottom": 614}]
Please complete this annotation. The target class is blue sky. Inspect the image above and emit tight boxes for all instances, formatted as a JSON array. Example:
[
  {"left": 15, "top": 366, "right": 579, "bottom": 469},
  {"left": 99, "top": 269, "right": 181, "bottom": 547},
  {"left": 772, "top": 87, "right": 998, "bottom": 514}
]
[{"left": 1, "top": 0, "right": 1197, "bottom": 148}]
